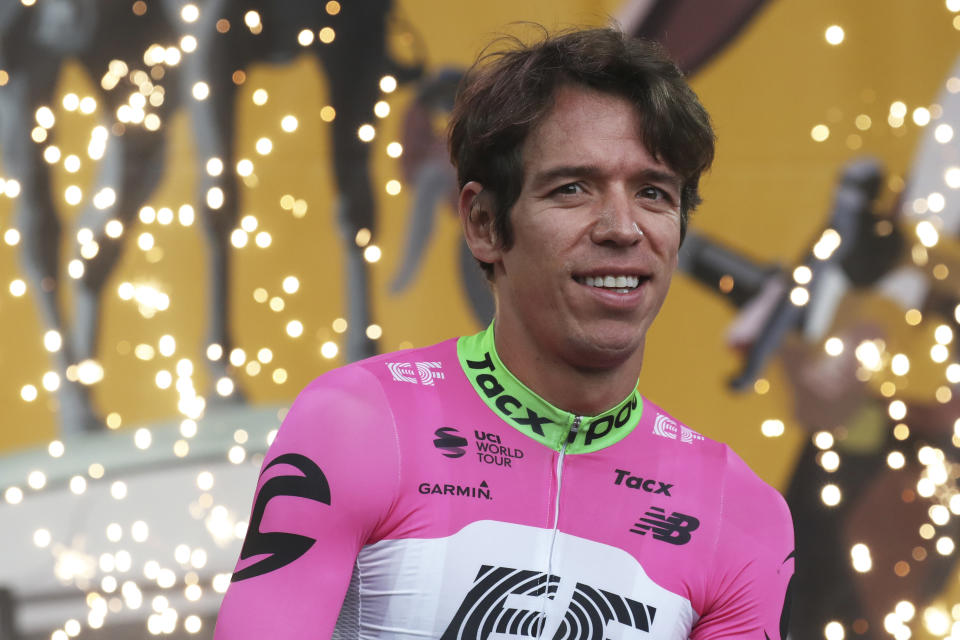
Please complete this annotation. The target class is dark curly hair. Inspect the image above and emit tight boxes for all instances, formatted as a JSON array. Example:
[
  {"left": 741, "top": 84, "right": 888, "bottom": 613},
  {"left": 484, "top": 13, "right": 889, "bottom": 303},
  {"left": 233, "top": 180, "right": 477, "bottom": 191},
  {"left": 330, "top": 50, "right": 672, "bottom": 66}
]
[{"left": 448, "top": 26, "right": 716, "bottom": 276}]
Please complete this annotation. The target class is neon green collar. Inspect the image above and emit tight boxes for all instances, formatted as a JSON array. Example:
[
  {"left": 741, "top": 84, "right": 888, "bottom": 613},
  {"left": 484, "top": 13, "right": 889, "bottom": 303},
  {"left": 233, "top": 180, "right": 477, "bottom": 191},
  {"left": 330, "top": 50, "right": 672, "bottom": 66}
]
[{"left": 457, "top": 323, "right": 643, "bottom": 453}]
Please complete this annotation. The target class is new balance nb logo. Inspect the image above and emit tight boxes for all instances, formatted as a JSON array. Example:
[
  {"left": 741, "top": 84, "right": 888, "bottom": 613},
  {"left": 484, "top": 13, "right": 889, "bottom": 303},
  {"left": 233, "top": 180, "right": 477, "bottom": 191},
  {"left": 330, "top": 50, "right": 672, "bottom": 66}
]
[
  {"left": 387, "top": 361, "right": 445, "bottom": 385},
  {"left": 652, "top": 414, "right": 704, "bottom": 444},
  {"left": 630, "top": 507, "right": 700, "bottom": 545},
  {"left": 441, "top": 565, "right": 658, "bottom": 639}
]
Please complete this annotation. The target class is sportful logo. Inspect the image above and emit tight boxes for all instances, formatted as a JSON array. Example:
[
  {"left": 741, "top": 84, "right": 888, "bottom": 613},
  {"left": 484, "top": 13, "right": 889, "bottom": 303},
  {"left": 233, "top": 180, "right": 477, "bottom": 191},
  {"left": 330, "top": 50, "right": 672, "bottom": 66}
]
[
  {"left": 652, "top": 414, "right": 704, "bottom": 444},
  {"left": 629, "top": 507, "right": 700, "bottom": 545},
  {"left": 232, "top": 454, "right": 331, "bottom": 582},
  {"left": 434, "top": 427, "right": 469, "bottom": 458},
  {"left": 387, "top": 361, "right": 445, "bottom": 385},
  {"left": 441, "top": 565, "right": 658, "bottom": 639}
]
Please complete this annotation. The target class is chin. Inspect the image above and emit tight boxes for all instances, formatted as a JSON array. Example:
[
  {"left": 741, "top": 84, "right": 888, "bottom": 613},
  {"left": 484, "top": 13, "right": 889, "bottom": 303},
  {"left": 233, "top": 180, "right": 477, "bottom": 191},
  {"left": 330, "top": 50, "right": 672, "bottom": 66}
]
[{"left": 567, "top": 324, "right": 645, "bottom": 369}]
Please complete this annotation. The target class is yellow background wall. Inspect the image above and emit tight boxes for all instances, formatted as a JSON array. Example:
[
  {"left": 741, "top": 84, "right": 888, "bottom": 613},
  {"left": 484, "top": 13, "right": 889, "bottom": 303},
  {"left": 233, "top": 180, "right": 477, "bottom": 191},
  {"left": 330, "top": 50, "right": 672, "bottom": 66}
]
[{"left": 0, "top": 0, "right": 956, "bottom": 501}]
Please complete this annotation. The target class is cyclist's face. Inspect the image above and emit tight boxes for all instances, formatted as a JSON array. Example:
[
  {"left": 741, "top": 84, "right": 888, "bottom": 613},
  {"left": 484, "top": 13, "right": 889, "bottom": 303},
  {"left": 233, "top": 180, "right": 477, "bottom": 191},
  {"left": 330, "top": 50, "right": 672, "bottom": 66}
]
[{"left": 491, "top": 85, "right": 683, "bottom": 369}]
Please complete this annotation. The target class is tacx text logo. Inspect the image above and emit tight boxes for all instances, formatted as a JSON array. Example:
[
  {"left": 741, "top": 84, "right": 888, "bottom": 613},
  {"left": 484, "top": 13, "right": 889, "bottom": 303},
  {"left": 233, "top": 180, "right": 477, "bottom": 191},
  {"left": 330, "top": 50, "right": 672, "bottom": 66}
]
[
  {"left": 466, "top": 353, "right": 552, "bottom": 436},
  {"left": 630, "top": 507, "right": 699, "bottom": 545},
  {"left": 613, "top": 469, "right": 673, "bottom": 496},
  {"left": 433, "top": 427, "right": 525, "bottom": 468},
  {"left": 441, "top": 565, "right": 658, "bottom": 639},
  {"left": 387, "top": 361, "right": 444, "bottom": 385},
  {"left": 466, "top": 352, "right": 638, "bottom": 445},
  {"left": 418, "top": 480, "right": 491, "bottom": 500},
  {"left": 652, "top": 414, "right": 704, "bottom": 444}
]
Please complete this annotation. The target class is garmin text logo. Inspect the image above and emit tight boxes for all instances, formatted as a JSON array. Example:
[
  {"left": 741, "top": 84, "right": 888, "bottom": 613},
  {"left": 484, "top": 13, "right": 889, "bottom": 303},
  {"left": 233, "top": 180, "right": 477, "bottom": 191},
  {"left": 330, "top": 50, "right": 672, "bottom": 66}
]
[
  {"left": 387, "top": 361, "right": 444, "bottom": 385},
  {"left": 441, "top": 565, "right": 657, "bottom": 639},
  {"left": 630, "top": 507, "right": 700, "bottom": 545},
  {"left": 465, "top": 352, "right": 552, "bottom": 436},
  {"left": 652, "top": 414, "right": 704, "bottom": 444},
  {"left": 613, "top": 469, "right": 673, "bottom": 496},
  {"left": 434, "top": 427, "right": 468, "bottom": 458},
  {"left": 418, "top": 480, "right": 491, "bottom": 500}
]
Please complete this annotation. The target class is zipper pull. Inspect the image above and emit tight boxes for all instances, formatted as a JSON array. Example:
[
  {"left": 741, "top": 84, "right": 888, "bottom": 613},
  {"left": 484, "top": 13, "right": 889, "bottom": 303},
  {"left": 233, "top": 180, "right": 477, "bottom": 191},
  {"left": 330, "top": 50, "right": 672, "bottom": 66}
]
[{"left": 566, "top": 416, "right": 582, "bottom": 444}]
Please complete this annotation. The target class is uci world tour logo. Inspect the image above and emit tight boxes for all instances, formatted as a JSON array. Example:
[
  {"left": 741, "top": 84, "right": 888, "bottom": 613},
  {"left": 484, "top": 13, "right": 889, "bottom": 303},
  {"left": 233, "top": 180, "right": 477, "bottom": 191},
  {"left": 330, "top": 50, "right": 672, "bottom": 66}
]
[{"left": 434, "top": 427, "right": 468, "bottom": 458}]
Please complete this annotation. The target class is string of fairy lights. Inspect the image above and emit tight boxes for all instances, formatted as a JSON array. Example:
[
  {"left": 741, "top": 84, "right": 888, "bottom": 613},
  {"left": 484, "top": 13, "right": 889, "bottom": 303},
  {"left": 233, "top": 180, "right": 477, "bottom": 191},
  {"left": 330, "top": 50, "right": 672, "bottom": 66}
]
[
  {"left": 0, "top": 2, "right": 958, "bottom": 639},
  {"left": 741, "top": 13, "right": 960, "bottom": 640}
]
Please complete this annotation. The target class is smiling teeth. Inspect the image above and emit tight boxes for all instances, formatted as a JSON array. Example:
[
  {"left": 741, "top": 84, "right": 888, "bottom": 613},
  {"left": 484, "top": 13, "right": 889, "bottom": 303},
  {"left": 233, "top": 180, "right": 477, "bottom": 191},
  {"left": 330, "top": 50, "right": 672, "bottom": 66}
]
[{"left": 582, "top": 275, "right": 641, "bottom": 289}]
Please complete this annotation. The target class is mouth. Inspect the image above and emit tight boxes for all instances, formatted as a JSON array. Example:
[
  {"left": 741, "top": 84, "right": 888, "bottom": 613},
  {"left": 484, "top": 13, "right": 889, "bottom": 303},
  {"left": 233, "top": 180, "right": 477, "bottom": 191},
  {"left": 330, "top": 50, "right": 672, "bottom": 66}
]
[{"left": 573, "top": 274, "right": 648, "bottom": 294}]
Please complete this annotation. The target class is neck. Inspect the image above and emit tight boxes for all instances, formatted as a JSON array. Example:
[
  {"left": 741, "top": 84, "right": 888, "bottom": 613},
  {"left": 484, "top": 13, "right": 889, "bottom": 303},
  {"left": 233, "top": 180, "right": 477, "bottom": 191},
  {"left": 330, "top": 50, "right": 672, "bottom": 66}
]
[{"left": 491, "top": 315, "right": 645, "bottom": 416}]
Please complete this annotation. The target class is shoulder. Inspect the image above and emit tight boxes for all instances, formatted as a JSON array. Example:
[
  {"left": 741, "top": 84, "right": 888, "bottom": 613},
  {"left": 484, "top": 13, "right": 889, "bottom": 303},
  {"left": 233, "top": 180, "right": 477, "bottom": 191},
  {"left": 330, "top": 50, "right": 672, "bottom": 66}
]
[
  {"left": 640, "top": 398, "right": 793, "bottom": 540},
  {"left": 638, "top": 398, "right": 729, "bottom": 460},
  {"left": 313, "top": 336, "right": 459, "bottom": 392},
  {"left": 638, "top": 401, "right": 794, "bottom": 638},
  {"left": 275, "top": 337, "right": 460, "bottom": 442}
]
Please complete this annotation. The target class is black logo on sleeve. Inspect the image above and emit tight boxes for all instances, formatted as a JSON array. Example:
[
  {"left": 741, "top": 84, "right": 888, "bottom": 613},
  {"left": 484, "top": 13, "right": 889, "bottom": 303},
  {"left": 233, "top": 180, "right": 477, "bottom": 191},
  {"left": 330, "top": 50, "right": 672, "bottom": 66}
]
[
  {"left": 231, "top": 453, "right": 331, "bottom": 582},
  {"left": 613, "top": 469, "right": 673, "bottom": 496},
  {"left": 434, "top": 427, "right": 469, "bottom": 458},
  {"left": 629, "top": 507, "right": 699, "bottom": 545},
  {"left": 766, "top": 551, "right": 795, "bottom": 640},
  {"left": 441, "top": 565, "right": 657, "bottom": 639}
]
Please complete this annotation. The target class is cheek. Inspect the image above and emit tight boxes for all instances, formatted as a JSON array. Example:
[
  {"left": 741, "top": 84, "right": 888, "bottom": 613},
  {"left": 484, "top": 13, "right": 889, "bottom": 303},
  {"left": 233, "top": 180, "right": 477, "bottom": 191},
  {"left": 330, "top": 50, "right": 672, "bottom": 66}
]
[{"left": 646, "top": 217, "right": 682, "bottom": 256}]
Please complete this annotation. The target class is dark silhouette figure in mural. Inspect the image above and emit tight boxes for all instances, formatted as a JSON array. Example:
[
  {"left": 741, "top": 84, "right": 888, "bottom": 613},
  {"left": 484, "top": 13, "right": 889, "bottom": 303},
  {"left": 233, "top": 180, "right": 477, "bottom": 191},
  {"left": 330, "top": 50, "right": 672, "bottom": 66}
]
[
  {"left": 680, "top": 148, "right": 960, "bottom": 636},
  {"left": 169, "top": 0, "right": 421, "bottom": 365},
  {"left": 0, "top": 0, "right": 419, "bottom": 435},
  {"left": 392, "top": 0, "right": 773, "bottom": 327},
  {"left": 391, "top": 67, "right": 497, "bottom": 325},
  {"left": 0, "top": 0, "right": 184, "bottom": 434}
]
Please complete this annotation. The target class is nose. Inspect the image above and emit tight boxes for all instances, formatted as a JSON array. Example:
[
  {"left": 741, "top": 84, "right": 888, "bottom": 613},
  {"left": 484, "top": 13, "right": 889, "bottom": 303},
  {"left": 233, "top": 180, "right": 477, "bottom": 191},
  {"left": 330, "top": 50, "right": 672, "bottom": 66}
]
[{"left": 590, "top": 191, "right": 642, "bottom": 247}]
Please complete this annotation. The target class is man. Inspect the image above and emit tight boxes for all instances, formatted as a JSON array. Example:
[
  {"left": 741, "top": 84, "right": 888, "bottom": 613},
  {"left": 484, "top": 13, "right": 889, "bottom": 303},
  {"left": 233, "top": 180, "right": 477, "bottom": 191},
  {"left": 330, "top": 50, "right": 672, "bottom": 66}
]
[{"left": 215, "top": 27, "right": 794, "bottom": 639}]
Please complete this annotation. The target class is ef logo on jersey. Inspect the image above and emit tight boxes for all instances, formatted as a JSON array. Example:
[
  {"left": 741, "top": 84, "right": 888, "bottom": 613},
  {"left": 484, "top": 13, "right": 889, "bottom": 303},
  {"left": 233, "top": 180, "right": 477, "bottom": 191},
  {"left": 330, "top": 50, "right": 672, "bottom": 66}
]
[
  {"left": 441, "top": 565, "right": 658, "bottom": 639},
  {"left": 388, "top": 361, "right": 444, "bottom": 385},
  {"left": 652, "top": 414, "right": 704, "bottom": 444},
  {"left": 231, "top": 453, "right": 331, "bottom": 582}
]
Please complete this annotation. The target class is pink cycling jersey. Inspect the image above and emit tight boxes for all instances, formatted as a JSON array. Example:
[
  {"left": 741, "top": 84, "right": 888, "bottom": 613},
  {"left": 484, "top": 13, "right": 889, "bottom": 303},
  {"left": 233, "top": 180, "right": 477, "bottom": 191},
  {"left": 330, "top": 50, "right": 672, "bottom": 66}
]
[{"left": 215, "top": 324, "right": 794, "bottom": 639}]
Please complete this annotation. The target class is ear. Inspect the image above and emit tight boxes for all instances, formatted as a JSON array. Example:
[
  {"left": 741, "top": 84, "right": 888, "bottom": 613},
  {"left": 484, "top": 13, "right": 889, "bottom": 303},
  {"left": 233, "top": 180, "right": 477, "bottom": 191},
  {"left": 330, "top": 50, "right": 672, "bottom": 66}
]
[{"left": 458, "top": 181, "right": 503, "bottom": 267}]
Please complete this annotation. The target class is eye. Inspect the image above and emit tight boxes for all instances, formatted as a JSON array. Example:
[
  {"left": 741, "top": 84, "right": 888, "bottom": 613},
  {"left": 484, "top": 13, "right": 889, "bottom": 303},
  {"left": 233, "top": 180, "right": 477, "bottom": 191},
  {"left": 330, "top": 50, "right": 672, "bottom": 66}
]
[
  {"left": 638, "top": 186, "right": 678, "bottom": 212},
  {"left": 553, "top": 182, "right": 584, "bottom": 197},
  {"left": 639, "top": 186, "right": 667, "bottom": 201}
]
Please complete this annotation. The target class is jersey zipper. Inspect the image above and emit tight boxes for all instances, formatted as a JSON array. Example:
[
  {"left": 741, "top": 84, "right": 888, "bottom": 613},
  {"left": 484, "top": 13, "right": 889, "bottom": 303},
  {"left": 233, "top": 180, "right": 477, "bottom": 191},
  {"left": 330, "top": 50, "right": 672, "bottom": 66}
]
[{"left": 542, "top": 415, "right": 581, "bottom": 632}]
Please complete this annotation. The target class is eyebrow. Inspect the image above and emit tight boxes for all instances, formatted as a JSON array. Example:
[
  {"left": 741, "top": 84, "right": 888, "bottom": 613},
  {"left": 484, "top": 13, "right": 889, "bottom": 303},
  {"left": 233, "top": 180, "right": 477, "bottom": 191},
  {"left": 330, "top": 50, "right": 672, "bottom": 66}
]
[{"left": 529, "top": 164, "right": 682, "bottom": 193}]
